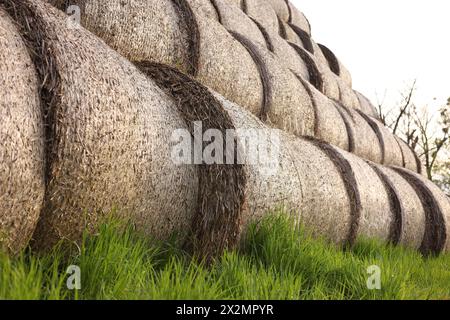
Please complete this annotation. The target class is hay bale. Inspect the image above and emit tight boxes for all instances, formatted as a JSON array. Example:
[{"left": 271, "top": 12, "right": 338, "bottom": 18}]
[
  {"left": 376, "top": 166, "right": 425, "bottom": 249},
  {"left": 355, "top": 91, "right": 379, "bottom": 118},
  {"left": 5, "top": 0, "right": 199, "bottom": 250},
  {"left": 230, "top": 32, "right": 315, "bottom": 136},
  {"left": 296, "top": 77, "right": 350, "bottom": 151},
  {"left": 279, "top": 20, "right": 303, "bottom": 45},
  {"left": 0, "top": 8, "right": 45, "bottom": 253},
  {"left": 393, "top": 167, "right": 450, "bottom": 254},
  {"left": 206, "top": 0, "right": 266, "bottom": 45},
  {"left": 317, "top": 43, "right": 353, "bottom": 87},
  {"left": 337, "top": 78, "right": 361, "bottom": 110},
  {"left": 394, "top": 137, "right": 423, "bottom": 174},
  {"left": 185, "top": 0, "right": 220, "bottom": 20},
  {"left": 48, "top": 0, "right": 195, "bottom": 74},
  {"left": 335, "top": 104, "right": 384, "bottom": 164},
  {"left": 239, "top": 0, "right": 279, "bottom": 35},
  {"left": 286, "top": 0, "right": 311, "bottom": 35},
  {"left": 266, "top": 0, "right": 290, "bottom": 21}
]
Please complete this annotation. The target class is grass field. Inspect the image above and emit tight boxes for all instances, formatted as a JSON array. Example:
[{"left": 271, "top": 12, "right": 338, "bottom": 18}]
[{"left": 1, "top": 214, "right": 449, "bottom": 300}]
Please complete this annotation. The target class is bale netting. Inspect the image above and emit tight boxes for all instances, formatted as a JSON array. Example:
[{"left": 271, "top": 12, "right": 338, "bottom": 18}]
[
  {"left": 230, "top": 31, "right": 315, "bottom": 136},
  {"left": 5, "top": 0, "right": 199, "bottom": 251},
  {"left": 48, "top": 0, "right": 197, "bottom": 75},
  {"left": 0, "top": 8, "right": 45, "bottom": 253},
  {"left": 392, "top": 167, "right": 450, "bottom": 254}
]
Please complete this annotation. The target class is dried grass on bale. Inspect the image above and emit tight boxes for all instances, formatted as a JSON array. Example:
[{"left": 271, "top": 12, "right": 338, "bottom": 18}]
[
  {"left": 230, "top": 32, "right": 315, "bottom": 137},
  {"left": 48, "top": 0, "right": 196, "bottom": 75},
  {"left": 5, "top": 0, "right": 199, "bottom": 250},
  {"left": 0, "top": 8, "right": 45, "bottom": 253},
  {"left": 317, "top": 43, "right": 352, "bottom": 87},
  {"left": 376, "top": 166, "right": 426, "bottom": 249},
  {"left": 393, "top": 167, "right": 450, "bottom": 254},
  {"left": 335, "top": 104, "right": 384, "bottom": 164},
  {"left": 278, "top": 20, "right": 303, "bottom": 45},
  {"left": 288, "top": 42, "right": 324, "bottom": 91},
  {"left": 285, "top": 0, "right": 311, "bottom": 35},
  {"left": 355, "top": 91, "right": 379, "bottom": 119}
]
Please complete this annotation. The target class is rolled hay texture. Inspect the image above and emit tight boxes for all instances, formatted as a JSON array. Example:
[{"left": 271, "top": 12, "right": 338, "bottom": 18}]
[
  {"left": 185, "top": 0, "right": 219, "bottom": 20},
  {"left": 395, "top": 137, "right": 424, "bottom": 175},
  {"left": 230, "top": 32, "right": 315, "bottom": 136},
  {"left": 317, "top": 43, "right": 352, "bottom": 87},
  {"left": 355, "top": 91, "right": 379, "bottom": 119},
  {"left": 48, "top": 0, "right": 196, "bottom": 75},
  {"left": 238, "top": 0, "right": 280, "bottom": 35},
  {"left": 285, "top": 0, "right": 311, "bottom": 35},
  {"left": 265, "top": 0, "right": 290, "bottom": 22},
  {"left": 0, "top": 8, "right": 45, "bottom": 253},
  {"left": 392, "top": 167, "right": 450, "bottom": 254},
  {"left": 4, "top": 0, "right": 199, "bottom": 250}
]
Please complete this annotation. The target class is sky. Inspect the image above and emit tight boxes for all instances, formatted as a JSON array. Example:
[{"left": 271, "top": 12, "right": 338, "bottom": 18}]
[{"left": 293, "top": 0, "right": 450, "bottom": 112}]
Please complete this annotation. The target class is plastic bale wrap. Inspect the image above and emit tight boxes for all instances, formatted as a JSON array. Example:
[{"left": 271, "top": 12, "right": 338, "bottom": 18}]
[
  {"left": 231, "top": 32, "right": 315, "bottom": 137},
  {"left": 0, "top": 8, "right": 45, "bottom": 253},
  {"left": 5, "top": 0, "right": 199, "bottom": 250}
]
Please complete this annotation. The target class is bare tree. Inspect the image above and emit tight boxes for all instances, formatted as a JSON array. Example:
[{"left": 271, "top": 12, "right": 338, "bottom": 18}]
[{"left": 378, "top": 84, "right": 450, "bottom": 190}]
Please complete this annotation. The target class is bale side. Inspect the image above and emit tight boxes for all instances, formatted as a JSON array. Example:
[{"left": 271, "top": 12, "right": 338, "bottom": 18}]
[{"left": 0, "top": 7, "right": 45, "bottom": 253}]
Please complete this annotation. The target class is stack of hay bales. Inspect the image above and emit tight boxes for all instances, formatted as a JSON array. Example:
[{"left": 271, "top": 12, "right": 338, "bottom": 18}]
[
  {"left": 0, "top": 0, "right": 448, "bottom": 259},
  {"left": 42, "top": 0, "right": 418, "bottom": 175}
]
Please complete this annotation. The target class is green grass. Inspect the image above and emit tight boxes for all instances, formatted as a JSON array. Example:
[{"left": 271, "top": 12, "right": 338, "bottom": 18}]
[{"left": 0, "top": 214, "right": 449, "bottom": 300}]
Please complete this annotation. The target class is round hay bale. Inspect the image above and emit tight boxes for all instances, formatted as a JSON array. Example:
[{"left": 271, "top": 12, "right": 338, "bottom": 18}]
[
  {"left": 185, "top": 0, "right": 220, "bottom": 20},
  {"left": 48, "top": 0, "right": 195, "bottom": 75},
  {"left": 335, "top": 104, "right": 384, "bottom": 164},
  {"left": 394, "top": 137, "right": 423, "bottom": 174},
  {"left": 6, "top": 0, "right": 199, "bottom": 250},
  {"left": 317, "top": 43, "right": 353, "bottom": 87},
  {"left": 278, "top": 20, "right": 303, "bottom": 45},
  {"left": 375, "top": 166, "right": 425, "bottom": 249},
  {"left": 206, "top": 0, "right": 267, "bottom": 46},
  {"left": 240, "top": 0, "right": 279, "bottom": 35},
  {"left": 337, "top": 78, "right": 361, "bottom": 110},
  {"left": 286, "top": 0, "right": 311, "bottom": 35},
  {"left": 0, "top": 8, "right": 45, "bottom": 253},
  {"left": 355, "top": 111, "right": 404, "bottom": 167},
  {"left": 288, "top": 42, "right": 324, "bottom": 91},
  {"left": 393, "top": 167, "right": 450, "bottom": 255},
  {"left": 355, "top": 91, "right": 379, "bottom": 118},
  {"left": 296, "top": 77, "right": 350, "bottom": 151},
  {"left": 247, "top": 19, "right": 310, "bottom": 80},
  {"left": 265, "top": 0, "right": 290, "bottom": 22},
  {"left": 230, "top": 32, "right": 315, "bottom": 137}
]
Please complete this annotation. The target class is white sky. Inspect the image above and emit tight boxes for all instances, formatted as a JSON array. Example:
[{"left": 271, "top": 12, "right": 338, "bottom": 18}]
[{"left": 293, "top": 0, "right": 450, "bottom": 111}]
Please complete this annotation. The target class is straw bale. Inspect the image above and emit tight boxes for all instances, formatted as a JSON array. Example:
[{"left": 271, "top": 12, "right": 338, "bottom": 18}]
[{"left": 0, "top": 8, "right": 45, "bottom": 253}]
